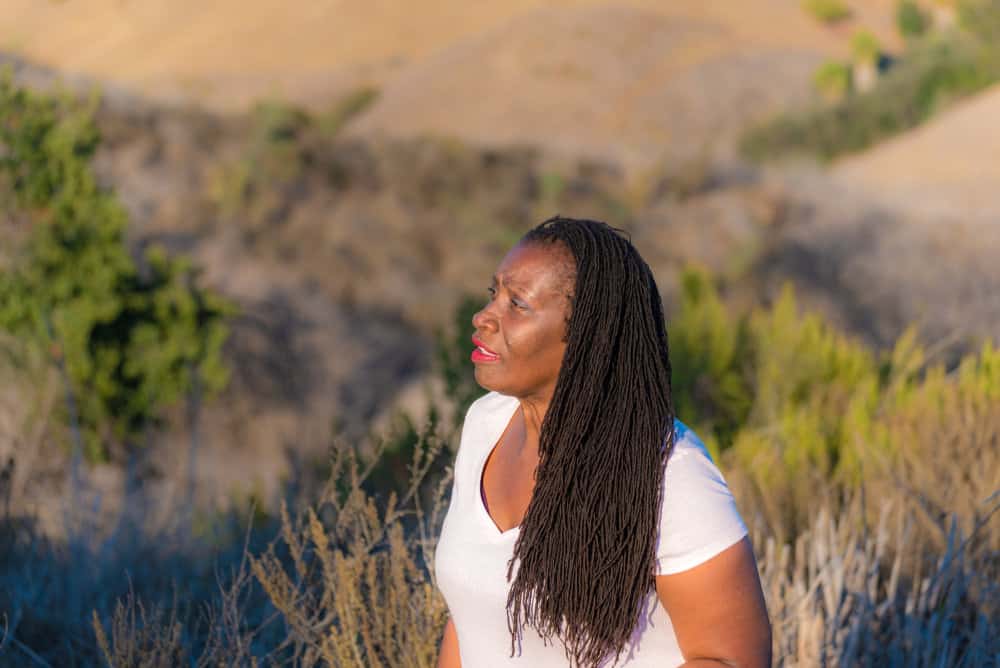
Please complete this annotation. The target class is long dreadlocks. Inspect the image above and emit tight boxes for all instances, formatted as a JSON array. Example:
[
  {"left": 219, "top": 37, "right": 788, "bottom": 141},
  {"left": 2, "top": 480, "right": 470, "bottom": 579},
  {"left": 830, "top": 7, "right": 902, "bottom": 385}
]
[{"left": 506, "top": 216, "right": 676, "bottom": 667}]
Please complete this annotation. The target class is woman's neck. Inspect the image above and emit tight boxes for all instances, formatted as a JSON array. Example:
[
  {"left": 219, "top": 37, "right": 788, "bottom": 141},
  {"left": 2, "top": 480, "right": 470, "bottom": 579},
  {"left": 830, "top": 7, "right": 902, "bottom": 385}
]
[{"left": 516, "top": 395, "right": 550, "bottom": 453}]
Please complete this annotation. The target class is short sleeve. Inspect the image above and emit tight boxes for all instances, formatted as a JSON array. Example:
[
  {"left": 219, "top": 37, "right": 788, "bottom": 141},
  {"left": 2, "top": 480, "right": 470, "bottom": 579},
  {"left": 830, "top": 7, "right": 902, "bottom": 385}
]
[{"left": 655, "top": 425, "right": 748, "bottom": 575}]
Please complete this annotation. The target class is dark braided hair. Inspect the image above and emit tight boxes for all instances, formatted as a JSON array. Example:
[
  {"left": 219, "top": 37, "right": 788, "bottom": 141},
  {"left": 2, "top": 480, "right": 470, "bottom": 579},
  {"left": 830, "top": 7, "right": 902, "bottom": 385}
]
[{"left": 506, "top": 216, "right": 675, "bottom": 666}]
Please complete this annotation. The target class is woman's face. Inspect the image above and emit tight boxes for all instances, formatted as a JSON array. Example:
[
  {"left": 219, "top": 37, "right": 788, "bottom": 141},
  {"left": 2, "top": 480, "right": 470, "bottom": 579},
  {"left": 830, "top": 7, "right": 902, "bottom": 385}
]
[{"left": 471, "top": 241, "right": 573, "bottom": 402}]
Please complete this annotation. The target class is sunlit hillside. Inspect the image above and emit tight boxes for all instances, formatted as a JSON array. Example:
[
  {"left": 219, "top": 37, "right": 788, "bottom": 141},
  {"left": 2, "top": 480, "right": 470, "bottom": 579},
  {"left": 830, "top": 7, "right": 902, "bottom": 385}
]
[
  {"left": 0, "top": 0, "right": 899, "bottom": 103},
  {"left": 1, "top": 0, "right": 900, "bottom": 170},
  {"left": 835, "top": 82, "right": 1000, "bottom": 218}
]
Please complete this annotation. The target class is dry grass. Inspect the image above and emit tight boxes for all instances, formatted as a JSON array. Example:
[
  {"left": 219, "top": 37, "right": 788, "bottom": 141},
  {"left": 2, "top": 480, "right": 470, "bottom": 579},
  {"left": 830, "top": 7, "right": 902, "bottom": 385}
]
[
  {"left": 247, "top": 438, "right": 451, "bottom": 667},
  {"left": 85, "top": 399, "right": 1000, "bottom": 666},
  {"left": 761, "top": 496, "right": 998, "bottom": 665}
]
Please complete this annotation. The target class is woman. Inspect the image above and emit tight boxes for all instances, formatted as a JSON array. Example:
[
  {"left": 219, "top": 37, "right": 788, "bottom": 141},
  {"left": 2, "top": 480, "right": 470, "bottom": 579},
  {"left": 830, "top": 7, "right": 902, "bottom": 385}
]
[{"left": 434, "top": 217, "right": 770, "bottom": 667}]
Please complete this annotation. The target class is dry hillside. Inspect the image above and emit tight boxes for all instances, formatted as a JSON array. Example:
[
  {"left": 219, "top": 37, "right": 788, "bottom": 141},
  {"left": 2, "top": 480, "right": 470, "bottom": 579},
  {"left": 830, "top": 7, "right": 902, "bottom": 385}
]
[
  {"left": 0, "top": 0, "right": 898, "bottom": 102},
  {"left": 834, "top": 83, "right": 1000, "bottom": 220},
  {"left": 2, "top": 0, "right": 899, "bottom": 171}
]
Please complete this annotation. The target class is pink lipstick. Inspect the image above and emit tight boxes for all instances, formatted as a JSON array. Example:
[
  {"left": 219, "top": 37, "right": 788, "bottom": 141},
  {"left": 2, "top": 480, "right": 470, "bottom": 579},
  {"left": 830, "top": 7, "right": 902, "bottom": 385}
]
[{"left": 471, "top": 336, "right": 500, "bottom": 363}]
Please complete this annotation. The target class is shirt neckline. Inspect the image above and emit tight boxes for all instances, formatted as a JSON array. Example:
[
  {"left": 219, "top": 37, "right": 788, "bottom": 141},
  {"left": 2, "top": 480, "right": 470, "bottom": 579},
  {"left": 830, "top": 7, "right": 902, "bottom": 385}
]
[{"left": 475, "top": 394, "right": 522, "bottom": 538}]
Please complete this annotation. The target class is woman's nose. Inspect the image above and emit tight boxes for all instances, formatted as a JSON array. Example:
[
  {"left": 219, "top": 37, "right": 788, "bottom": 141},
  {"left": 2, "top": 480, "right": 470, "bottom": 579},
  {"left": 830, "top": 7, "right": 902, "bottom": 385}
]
[{"left": 472, "top": 304, "right": 494, "bottom": 331}]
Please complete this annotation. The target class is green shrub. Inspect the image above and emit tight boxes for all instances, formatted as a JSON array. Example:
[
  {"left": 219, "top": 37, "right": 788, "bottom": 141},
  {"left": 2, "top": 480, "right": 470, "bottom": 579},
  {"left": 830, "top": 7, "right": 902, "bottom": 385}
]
[
  {"left": 897, "top": 0, "right": 930, "bottom": 40},
  {"left": 0, "top": 75, "right": 235, "bottom": 460},
  {"left": 802, "top": 0, "right": 853, "bottom": 23},
  {"left": 850, "top": 29, "right": 882, "bottom": 65},
  {"left": 668, "top": 267, "right": 753, "bottom": 456},
  {"left": 251, "top": 99, "right": 310, "bottom": 144},
  {"left": 813, "top": 60, "right": 853, "bottom": 101},
  {"left": 212, "top": 100, "right": 312, "bottom": 222},
  {"left": 670, "top": 270, "right": 1000, "bottom": 544},
  {"left": 741, "top": 30, "right": 1000, "bottom": 161},
  {"left": 318, "top": 86, "right": 379, "bottom": 137},
  {"left": 213, "top": 89, "right": 379, "bottom": 226}
]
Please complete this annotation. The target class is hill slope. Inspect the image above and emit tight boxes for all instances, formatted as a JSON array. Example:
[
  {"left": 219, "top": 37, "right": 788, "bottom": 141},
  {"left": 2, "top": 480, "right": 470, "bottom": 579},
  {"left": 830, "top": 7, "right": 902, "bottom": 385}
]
[
  {"left": 0, "top": 0, "right": 890, "bottom": 101},
  {"left": 0, "top": 0, "right": 901, "bottom": 171},
  {"left": 834, "top": 83, "right": 1000, "bottom": 219}
]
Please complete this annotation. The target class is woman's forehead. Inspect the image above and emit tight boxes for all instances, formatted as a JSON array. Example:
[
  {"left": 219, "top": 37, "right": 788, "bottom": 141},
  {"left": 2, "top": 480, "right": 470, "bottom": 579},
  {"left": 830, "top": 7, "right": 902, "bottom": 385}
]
[{"left": 495, "top": 242, "right": 574, "bottom": 291}]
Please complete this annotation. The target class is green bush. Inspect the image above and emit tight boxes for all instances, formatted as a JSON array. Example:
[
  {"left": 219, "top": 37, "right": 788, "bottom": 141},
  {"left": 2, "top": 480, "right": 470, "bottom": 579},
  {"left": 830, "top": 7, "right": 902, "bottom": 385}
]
[
  {"left": 850, "top": 30, "right": 882, "bottom": 65},
  {"left": 802, "top": 0, "right": 853, "bottom": 23},
  {"left": 318, "top": 86, "right": 379, "bottom": 137},
  {"left": 0, "top": 75, "right": 235, "bottom": 460},
  {"left": 250, "top": 98, "right": 310, "bottom": 144},
  {"left": 667, "top": 268, "right": 1000, "bottom": 542},
  {"left": 741, "top": 29, "right": 1000, "bottom": 161},
  {"left": 813, "top": 60, "right": 853, "bottom": 101},
  {"left": 897, "top": 0, "right": 930, "bottom": 40},
  {"left": 667, "top": 268, "right": 753, "bottom": 457}
]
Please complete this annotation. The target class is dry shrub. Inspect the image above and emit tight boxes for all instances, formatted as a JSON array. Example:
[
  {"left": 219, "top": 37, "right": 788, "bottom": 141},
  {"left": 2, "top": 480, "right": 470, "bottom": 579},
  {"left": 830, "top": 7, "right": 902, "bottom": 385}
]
[
  {"left": 867, "top": 360, "right": 1000, "bottom": 559},
  {"left": 92, "top": 592, "right": 185, "bottom": 668},
  {"left": 90, "top": 408, "right": 997, "bottom": 667},
  {"left": 247, "top": 431, "right": 451, "bottom": 667},
  {"left": 760, "top": 496, "right": 998, "bottom": 666},
  {"left": 736, "top": 340, "right": 1000, "bottom": 664},
  {"left": 88, "top": 424, "right": 453, "bottom": 668}
]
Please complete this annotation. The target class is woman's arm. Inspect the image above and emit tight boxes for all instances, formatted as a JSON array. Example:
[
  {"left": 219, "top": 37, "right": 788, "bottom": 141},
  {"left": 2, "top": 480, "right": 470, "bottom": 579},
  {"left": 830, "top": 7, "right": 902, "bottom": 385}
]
[
  {"left": 437, "top": 617, "right": 462, "bottom": 668},
  {"left": 655, "top": 536, "right": 771, "bottom": 667}
]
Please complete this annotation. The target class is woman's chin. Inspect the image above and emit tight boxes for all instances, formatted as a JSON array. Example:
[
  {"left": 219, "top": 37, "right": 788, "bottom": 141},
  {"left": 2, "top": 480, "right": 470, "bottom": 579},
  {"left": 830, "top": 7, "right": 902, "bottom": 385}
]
[{"left": 473, "top": 366, "right": 503, "bottom": 393}]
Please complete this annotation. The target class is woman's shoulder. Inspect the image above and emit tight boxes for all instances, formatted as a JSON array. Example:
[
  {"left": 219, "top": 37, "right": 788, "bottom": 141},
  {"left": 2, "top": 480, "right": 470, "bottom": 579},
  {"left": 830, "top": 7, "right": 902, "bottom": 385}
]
[
  {"left": 663, "top": 419, "right": 731, "bottom": 493},
  {"left": 670, "top": 419, "right": 712, "bottom": 461},
  {"left": 455, "top": 391, "right": 518, "bottom": 448},
  {"left": 452, "top": 392, "right": 517, "bottom": 474},
  {"left": 657, "top": 418, "right": 748, "bottom": 574},
  {"left": 464, "top": 391, "right": 518, "bottom": 423}
]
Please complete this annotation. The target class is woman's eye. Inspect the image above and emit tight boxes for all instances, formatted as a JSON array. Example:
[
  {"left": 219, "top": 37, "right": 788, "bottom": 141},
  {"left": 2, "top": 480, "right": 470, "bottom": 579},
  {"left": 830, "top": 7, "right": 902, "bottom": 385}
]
[
  {"left": 487, "top": 286, "right": 497, "bottom": 299},
  {"left": 510, "top": 297, "right": 527, "bottom": 310}
]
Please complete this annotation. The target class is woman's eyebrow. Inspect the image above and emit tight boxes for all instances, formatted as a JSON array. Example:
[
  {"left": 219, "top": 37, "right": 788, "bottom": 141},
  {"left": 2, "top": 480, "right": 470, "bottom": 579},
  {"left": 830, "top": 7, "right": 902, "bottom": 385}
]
[
  {"left": 493, "top": 274, "right": 527, "bottom": 289},
  {"left": 493, "top": 274, "right": 517, "bottom": 288}
]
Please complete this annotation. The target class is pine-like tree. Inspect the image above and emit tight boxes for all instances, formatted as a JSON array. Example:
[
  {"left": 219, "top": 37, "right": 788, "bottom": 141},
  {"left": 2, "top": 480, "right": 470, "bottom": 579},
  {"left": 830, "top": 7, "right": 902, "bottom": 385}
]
[{"left": 0, "top": 74, "right": 235, "bottom": 462}]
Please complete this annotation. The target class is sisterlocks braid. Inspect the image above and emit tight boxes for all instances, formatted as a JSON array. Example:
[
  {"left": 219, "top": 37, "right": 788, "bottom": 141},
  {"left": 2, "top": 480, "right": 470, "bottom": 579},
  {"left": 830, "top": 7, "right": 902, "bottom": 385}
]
[{"left": 506, "top": 216, "right": 676, "bottom": 667}]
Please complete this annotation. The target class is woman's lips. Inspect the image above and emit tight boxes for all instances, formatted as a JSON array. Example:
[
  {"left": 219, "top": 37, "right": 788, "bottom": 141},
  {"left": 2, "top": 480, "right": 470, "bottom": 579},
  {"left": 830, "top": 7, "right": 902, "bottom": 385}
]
[{"left": 471, "top": 336, "right": 500, "bottom": 363}]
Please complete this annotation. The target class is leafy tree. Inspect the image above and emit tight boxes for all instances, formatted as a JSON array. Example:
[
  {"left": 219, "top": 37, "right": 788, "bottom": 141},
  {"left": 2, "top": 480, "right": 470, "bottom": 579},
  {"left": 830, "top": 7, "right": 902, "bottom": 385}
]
[{"left": 0, "top": 74, "right": 235, "bottom": 461}]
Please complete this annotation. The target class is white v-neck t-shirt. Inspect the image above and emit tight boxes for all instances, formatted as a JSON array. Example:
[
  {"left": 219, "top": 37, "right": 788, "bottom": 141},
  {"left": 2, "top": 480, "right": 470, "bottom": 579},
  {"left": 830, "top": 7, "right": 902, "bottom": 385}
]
[{"left": 434, "top": 391, "right": 749, "bottom": 667}]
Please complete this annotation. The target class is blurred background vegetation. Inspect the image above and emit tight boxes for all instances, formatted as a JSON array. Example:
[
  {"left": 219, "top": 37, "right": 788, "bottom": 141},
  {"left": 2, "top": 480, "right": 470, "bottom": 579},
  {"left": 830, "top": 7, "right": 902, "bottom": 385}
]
[{"left": 0, "top": 0, "right": 998, "bottom": 665}]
